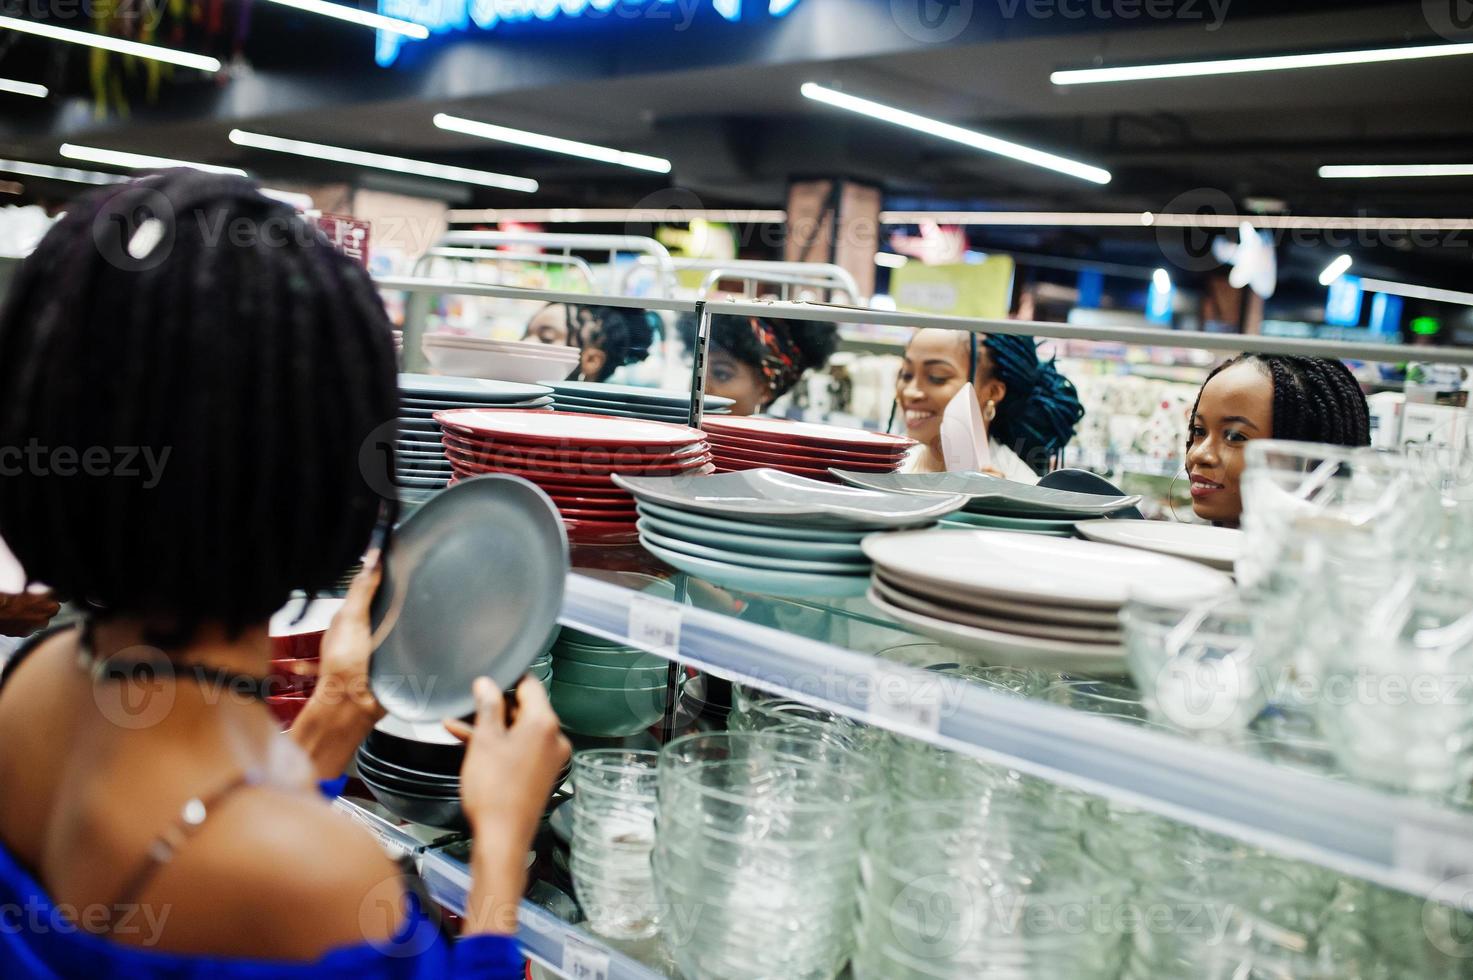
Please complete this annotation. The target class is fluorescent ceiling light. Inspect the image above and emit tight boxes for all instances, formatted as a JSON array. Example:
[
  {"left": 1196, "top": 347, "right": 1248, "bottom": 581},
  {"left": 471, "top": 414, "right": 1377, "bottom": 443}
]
[
  {"left": 1152, "top": 268, "right": 1171, "bottom": 291},
  {"left": 1319, "top": 254, "right": 1353, "bottom": 286},
  {"left": 0, "top": 158, "right": 127, "bottom": 186},
  {"left": 874, "top": 252, "right": 908, "bottom": 269},
  {"left": 448, "top": 207, "right": 785, "bottom": 224},
  {"left": 434, "top": 114, "right": 671, "bottom": 174},
  {"left": 800, "top": 82, "right": 1111, "bottom": 185},
  {"left": 0, "top": 15, "right": 221, "bottom": 72},
  {"left": 1360, "top": 278, "right": 1473, "bottom": 308},
  {"left": 60, "top": 144, "right": 248, "bottom": 177},
  {"left": 228, "top": 130, "right": 538, "bottom": 193},
  {"left": 1320, "top": 163, "right": 1473, "bottom": 179},
  {"left": 1051, "top": 41, "right": 1473, "bottom": 85},
  {"left": 878, "top": 210, "right": 1473, "bottom": 231},
  {"left": 258, "top": 0, "right": 428, "bottom": 36},
  {"left": 0, "top": 78, "right": 47, "bottom": 98}
]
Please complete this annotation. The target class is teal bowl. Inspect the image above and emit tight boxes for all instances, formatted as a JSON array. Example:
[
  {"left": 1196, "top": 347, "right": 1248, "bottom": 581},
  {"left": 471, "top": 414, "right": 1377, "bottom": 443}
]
[
  {"left": 550, "top": 678, "right": 680, "bottom": 737},
  {"left": 551, "top": 644, "right": 666, "bottom": 670},
  {"left": 552, "top": 657, "right": 671, "bottom": 688}
]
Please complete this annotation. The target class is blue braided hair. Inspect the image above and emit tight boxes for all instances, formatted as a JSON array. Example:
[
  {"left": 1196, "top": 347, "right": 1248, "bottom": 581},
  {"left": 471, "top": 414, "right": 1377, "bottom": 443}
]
[{"left": 971, "top": 332, "right": 1085, "bottom": 476}]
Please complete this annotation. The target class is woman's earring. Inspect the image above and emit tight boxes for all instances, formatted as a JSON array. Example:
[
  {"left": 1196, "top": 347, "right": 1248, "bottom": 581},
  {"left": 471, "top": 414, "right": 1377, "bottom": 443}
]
[{"left": 984, "top": 400, "right": 997, "bottom": 423}]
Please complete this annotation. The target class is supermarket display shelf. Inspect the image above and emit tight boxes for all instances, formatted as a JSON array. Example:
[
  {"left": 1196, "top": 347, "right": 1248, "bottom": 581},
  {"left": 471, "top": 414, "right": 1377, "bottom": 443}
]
[
  {"left": 558, "top": 572, "right": 1473, "bottom": 904},
  {"left": 333, "top": 797, "right": 669, "bottom": 980}
]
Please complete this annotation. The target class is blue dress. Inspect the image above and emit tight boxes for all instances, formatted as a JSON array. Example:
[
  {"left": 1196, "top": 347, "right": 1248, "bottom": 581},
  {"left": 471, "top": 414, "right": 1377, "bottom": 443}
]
[{"left": 0, "top": 838, "right": 525, "bottom": 979}]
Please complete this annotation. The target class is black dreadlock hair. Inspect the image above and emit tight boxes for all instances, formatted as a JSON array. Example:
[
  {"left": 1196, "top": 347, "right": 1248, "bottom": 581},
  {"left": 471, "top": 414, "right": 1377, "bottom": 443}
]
[
  {"left": 973, "top": 333, "right": 1085, "bottom": 477},
  {"left": 570, "top": 304, "right": 657, "bottom": 382},
  {"left": 0, "top": 170, "right": 398, "bottom": 640},
  {"left": 676, "top": 314, "right": 838, "bottom": 403},
  {"left": 1186, "top": 354, "right": 1371, "bottom": 456}
]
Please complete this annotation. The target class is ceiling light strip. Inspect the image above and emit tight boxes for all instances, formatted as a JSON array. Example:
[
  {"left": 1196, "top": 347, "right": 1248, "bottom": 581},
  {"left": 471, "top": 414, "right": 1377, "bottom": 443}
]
[
  {"left": 1320, "top": 164, "right": 1473, "bottom": 179},
  {"left": 0, "top": 77, "right": 47, "bottom": 98},
  {"left": 0, "top": 15, "right": 221, "bottom": 71},
  {"left": 258, "top": 0, "right": 428, "bottom": 36},
  {"left": 0, "top": 158, "right": 128, "bottom": 186},
  {"left": 802, "top": 82, "right": 1111, "bottom": 185},
  {"left": 878, "top": 211, "right": 1473, "bottom": 231},
  {"left": 1051, "top": 41, "right": 1473, "bottom": 85},
  {"left": 1359, "top": 278, "right": 1473, "bottom": 307},
  {"left": 60, "top": 144, "right": 248, "bottom": 177},
  {"left": 447, "top": 208, "right": 787, "bottom": 224},
  {"left": 228, "top": 130, "right": 538, "bottom": 193},
  {"left": 434, "top": 114, "right": 671, "bottom": 174}
]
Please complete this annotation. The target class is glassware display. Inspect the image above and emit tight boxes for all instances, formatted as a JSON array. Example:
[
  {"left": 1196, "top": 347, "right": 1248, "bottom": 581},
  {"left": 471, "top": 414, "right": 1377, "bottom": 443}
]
[{"left": 569, "top": 749, "right": 661, "bottom": 940}]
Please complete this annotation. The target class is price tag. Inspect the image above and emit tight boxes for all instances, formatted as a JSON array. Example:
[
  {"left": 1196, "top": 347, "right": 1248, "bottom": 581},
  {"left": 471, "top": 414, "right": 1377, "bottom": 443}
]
[
  {"left": 866, "top": 665, "right": 943, "bottom": 736},
  {"left": 627, "top": 593, "right": 681, "bottom": 659},
  {"left": 562, "top": 934, "right": 611, "bottom": 980}
]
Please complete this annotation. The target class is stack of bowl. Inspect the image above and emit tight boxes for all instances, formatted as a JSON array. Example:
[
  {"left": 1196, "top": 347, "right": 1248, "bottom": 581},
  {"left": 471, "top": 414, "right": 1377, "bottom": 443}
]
[
  {"left": 548, "top": 628, "right": 678, "bottom": 738},
  {"left": 356, "top": 715, "right": 467, "bottom": 830},
  {"left": 653, "top": 732, "right": 876, "bottom": 980},
  {"left": 568, "top": 749, "right": 661, "bottom": 940},
  {"left": 422, "top": 333, "right": 579, "bottom": 383},
  {"left": 265, "top": 596, "right": 342, "bottom": 729}
]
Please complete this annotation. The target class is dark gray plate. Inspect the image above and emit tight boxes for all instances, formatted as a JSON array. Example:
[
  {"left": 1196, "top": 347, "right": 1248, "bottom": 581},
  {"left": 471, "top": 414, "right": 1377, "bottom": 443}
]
[
  {"left": 398, "top": 373, "right": 553, "bottom": 404},
  {"left": 549, "top": 380, "right": 733, "bottom": 410},
  {"left": 830, "top": 470, "right": 1141, "bottom": 518},
  {"left": 370, "top": 475, "right": 570, "bottom": 721}
]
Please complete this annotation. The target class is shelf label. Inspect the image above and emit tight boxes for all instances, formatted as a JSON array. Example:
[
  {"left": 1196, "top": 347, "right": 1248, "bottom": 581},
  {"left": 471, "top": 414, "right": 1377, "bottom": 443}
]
[
  {"left": 562, "top": 934, "right": 611, "bottom": 980},
  {"left": 627, "top": 594, "right": 681, "bottom": 659},
  {"left": 866, "top": 665, "right": 944, "bottom": 736}
]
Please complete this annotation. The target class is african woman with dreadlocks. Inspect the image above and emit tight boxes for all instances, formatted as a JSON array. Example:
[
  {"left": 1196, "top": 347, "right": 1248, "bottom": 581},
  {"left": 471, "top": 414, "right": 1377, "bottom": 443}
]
[
  {"left": 1186, "top": 354, "right": 1371, "bottom": 527},
  {"left": 896, "top": 329, "right": 1085, "bottom": 483},
  {"left": 524, "top": 302, "right": 656, "bottom": 382},
  {"left": 676, "top": 314, "right": 839, "bottom": 417},
  {"left": 0, "top": 172, "right": 564, "bottom": 977}
]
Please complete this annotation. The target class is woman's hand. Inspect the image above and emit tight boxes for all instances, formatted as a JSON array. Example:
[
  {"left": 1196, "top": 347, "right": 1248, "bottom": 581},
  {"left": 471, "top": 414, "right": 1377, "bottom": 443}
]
[
  {"left": 0, "top": 589, "right": 60, "bottom": 637},
  {"left": 289, "top": 555, "right": 385, "bottom": 779}
]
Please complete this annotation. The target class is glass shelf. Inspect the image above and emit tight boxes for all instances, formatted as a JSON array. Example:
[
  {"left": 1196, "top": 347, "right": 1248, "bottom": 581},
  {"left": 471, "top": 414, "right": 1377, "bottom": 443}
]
[{"left": 559, "top": 543, "right": 1473, "bottom": 904}]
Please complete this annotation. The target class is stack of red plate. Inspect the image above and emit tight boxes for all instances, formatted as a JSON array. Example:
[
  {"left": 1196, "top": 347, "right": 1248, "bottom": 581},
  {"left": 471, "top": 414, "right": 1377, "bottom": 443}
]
[
  {"left": 701, "top": 416, "right": 915, "bottom": 482},
  {"left": 433, "top": 409, "right": 713, "bottom": 543}
]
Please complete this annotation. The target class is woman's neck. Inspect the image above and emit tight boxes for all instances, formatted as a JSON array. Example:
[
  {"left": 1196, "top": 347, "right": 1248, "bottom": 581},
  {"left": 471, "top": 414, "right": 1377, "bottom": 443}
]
[{"left": 90, "top": 618, "right": 272, "bottom": 676}]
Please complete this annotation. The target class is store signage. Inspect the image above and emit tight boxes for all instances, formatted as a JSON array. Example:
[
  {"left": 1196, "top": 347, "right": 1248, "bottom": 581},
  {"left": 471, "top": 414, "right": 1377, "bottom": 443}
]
[
  {"left": 1324, "top": 274, "right": 1364, "bottom": 327},
  {"left": 892, "top": 257, "right": 1016, "bottom": 319},
  {"left": 376, "top": 0, "right": 803, "bottom": 65}
]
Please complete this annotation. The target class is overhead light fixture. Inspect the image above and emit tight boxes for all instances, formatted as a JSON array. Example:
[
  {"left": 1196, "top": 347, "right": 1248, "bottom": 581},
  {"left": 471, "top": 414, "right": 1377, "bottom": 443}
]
[
  {"left": 800, "top": 82, "right": 1111, "bottom": 185},
  {"left": 433, "top": 114, "right": 671, "bottom": 174},
  {"left": 0, "top": 158, "right": 127, "bottom": 186},
  {"left": 878, "top": 210, "right": 1473, "bottom": 231},
  {"left": 0, "top": 78, "right": 47, "bottom": 99},
  {"left": 1319, "top": 254, "right": 1353, "bottom": 286},
  {"left": 0, "top": 15, "right": 222, "bottom": 72},
  {"left": 1361, "top": 278, "right": 1473, "bottom": 308},
  {"left": 1320, "top": 163, "right": 1473, "bottom": 179},
  {"left": 1152, "top": 268, "right": 1171, "bottom": 291},
  {"left": 1051, "top": 40, "right": 1473, "bottom": 85},
  {"left": 60, "top": 144, "right": 248, "bottom": 177},
  {"left": 258, "top": 0, "right": 428, "bottom": 37},
  {"left": 448, "top": 207, "right": 785, "bottom": 224},
  {"left": 228, "top": 130, "right": 538, "bottom": 193},
  {"left": 874, "top": 252, "right": 908, "bottom": 269}
]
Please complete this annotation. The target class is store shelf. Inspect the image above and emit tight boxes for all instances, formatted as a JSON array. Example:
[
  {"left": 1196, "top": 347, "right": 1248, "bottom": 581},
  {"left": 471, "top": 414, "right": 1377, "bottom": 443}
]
[{"left": 558, "top": 571, "right": 1473, "bottom": 903}]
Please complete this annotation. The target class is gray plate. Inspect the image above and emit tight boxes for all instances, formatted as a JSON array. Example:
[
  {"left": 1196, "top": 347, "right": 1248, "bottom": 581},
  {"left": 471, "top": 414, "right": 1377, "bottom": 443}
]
[
  {"left": 613, "top": 469, "right": 965, "bottom": 529},
  {"left": 830, "top": 470, "right": 1141, "bottom": 518},
  {"left": 401, "top": 398, "right": 552, "bottom": 416},
  {"left": 398, "top": 418, "right": 442, "bottom": 432},
  {"left": 399, "top": 373, "right": 553, "bottom": 403},
  {"left": 549, "top": 380, "right": 734, "bottom": 410},
  {"left": 370, "top": 475, "right": 570, "bottom": 721},
  {"left": 552, "top": 402, "right": 697, "bottom": 423}
]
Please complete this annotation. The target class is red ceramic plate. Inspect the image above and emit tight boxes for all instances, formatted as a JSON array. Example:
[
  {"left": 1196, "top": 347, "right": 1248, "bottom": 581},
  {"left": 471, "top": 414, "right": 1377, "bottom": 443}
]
[
  {"left": 446, "top": 447, "right": 713, "bottom": 478},
  {"left": 549, "top": 494, "right": 637, "bottom": 510},
  {"left": 701, "top": 415, "right": 914, "bottom": 453},
  {"left": 435, "top": 408, "right": 705, "bottom": 449},
  {"left": 710, "top": 442, "right": 901, "bottom": 473},
  {"left": 714, "top": 458, "right": 840, "bottom": 482},
  {"left": 448, "top": 460, "right": 620, "bottom": 490},
  {"left": 559, "top": 506, "right": 639, "bottom": 521},
  {"left": 441, "top": 433, "right": 709, "bottom": 468},
  {"left": 703, "top": 432, "right": 908, "bottom": 463},
  {"left": 563, "top": 517, "right": 640, "bottom": 545}
]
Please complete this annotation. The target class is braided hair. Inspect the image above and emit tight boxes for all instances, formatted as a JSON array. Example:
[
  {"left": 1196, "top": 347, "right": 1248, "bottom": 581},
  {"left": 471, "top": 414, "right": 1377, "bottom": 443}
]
[
  {"left": 0, "top": 171, "right": 398, "bottom": 639},
  {"left": 571, "top": 305, "right": 656, "bottom": 382},
  {"left": 975, "top": 333, "right": 1086, "bottom": 476},
  {"left": 1186, "top": 354, "right": 1370, "bottom": 455},
  {"left": 676, "top": 314, "right": 838, "bottom": 405}
]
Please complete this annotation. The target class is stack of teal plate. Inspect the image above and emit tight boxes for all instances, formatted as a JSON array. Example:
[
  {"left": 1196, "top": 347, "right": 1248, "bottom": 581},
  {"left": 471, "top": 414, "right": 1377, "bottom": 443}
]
[{"left": 549, "top": 628, "right": 679, "bottom": 737}]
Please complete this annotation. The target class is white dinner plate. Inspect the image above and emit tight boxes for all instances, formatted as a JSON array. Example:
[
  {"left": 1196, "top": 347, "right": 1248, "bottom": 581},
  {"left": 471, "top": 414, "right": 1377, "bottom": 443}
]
[
  {"left": 866, "top": 587, "right": 1127, "bottom": 675},
  {"left": 870, "top": 575, "right": 1122, "bottom": 644},
  {"left": 861, "top": 530, "right": 1233, "bottom": 610},
  {"left": 1074, "top": 520, "right": 1242, "bottom": 571},
  {"left": 873, "top": 569, "right": 1122, "bottom": 627}
]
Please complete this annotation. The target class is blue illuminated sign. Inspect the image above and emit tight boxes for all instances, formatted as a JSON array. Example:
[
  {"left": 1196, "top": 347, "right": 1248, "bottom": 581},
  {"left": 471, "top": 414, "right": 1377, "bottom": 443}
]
[
  {"left": 376, "top": 0, "right": 802, "bottom": 66},
  {"left": 1324, "top": 273, "right": 1363, "bottom": 327}
]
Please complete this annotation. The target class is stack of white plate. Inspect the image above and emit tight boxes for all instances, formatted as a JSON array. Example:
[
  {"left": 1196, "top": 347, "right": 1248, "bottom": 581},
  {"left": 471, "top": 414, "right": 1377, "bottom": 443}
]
[
  {"left": 861, "top": 530, "right": 1234, "bottom": 673},
  {"left": 614, "top": 469, "right": 964, "bottom": 599},
  {"left": 423, "top": 333, "right": 579, "bottom": 383},
  {"left": 547, "top": 381, "right": 732, "bottom": 422},
  {"left": 395, "top": 374, "right": 552, "bottom": 493},
  {"left": 832, "top": 471, "right": 1140, "bottom": 536}
]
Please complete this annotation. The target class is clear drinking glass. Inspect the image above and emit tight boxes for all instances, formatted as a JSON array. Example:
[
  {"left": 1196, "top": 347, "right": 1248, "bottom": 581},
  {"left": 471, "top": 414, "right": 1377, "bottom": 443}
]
[{"left": 569, "top": 749, "right": 660, "bottom": 940}]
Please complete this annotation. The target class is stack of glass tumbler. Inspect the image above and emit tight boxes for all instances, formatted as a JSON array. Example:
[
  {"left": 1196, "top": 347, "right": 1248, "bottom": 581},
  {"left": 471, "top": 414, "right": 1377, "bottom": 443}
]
[
  {"left": 653, "top": 731, "right": 876, "bottom": 980},
  {"left": 569, "top": 749, "right": 661, "bottom": 941}
]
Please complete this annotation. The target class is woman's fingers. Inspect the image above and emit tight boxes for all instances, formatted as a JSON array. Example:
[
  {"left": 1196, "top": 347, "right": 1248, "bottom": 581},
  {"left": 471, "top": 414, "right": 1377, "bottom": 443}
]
[{"left": 338, "top": 551, "right": 383, "bottom": 622}]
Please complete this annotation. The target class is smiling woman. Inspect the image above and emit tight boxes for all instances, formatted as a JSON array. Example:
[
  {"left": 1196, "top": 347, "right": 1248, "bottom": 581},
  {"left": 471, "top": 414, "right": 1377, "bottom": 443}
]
[{"left": 1185, "top": 354, "right": 1371, "bottom": 527}]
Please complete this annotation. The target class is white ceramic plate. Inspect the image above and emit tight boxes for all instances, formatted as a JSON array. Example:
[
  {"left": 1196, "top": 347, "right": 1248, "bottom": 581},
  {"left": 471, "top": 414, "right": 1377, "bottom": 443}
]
[
  {"left": 639, "top": 538, "right": 871, "bottom": 599},
  {"left": 861, "top": 530, "right": 1233, "bottom": 609},
  {"left": 1074, "top": 520, "right": 1242, "bottom": 571},
  {"left": 872, "top": 569, "right": 1121, "bottom": 627},
  {"left": 871, "top": 575, "right": 1122, "bottom": 644},
  {"left": 832, "top": 470, "right": 1140, "bottom": 518},
  {"left": 866, "top": 586, "right": 1127, "bottom": 674}
]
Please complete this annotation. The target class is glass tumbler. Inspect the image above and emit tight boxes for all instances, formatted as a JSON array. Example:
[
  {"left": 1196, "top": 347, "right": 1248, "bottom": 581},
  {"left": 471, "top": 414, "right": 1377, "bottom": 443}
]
[{"left": 569, "top": 749, "right": 661, "bottom": 940}]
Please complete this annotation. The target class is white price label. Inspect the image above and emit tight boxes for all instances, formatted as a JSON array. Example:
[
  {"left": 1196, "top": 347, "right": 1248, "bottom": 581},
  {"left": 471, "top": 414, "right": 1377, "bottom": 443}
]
[
  {"left": 562, "top": 934, "right": 611, "bottom": 980},
  {"left": 627, "top": 593, "right": 681, "bottom": 659},
  {"left": 866, "top": 666, "right": 943, "bottom": 735}
]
